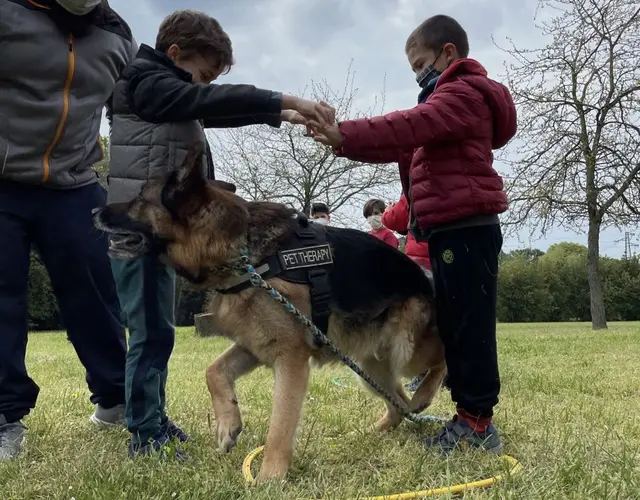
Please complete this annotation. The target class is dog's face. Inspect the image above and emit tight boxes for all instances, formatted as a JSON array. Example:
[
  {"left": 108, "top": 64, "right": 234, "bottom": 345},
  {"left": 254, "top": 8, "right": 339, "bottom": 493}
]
[{"left": 93, "top": 144, "right": 248, "bottom": 276}]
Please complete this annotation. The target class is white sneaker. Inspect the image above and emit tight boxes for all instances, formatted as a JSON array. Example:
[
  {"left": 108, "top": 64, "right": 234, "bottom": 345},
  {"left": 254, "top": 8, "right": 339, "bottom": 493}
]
[
  {"left": 89, "top": 404, "right": 125, "bottom": 428},
  {"left": 0, "top": 419, "right": 26, "bottom": 461}
]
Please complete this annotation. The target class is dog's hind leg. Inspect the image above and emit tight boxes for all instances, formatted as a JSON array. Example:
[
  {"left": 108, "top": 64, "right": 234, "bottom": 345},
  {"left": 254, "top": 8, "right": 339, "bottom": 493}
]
[
  {"left": 408, "top": 361, "right": 447, "bottom": 414},
  {"left": 206, "top": 343, "right": 260, "bottom": 453},
  {"left": 357, "top": 358, "right": 409, "bottom": 432},
  {"left": 257, "top": 351, "right": 311, "bottom": 483}
]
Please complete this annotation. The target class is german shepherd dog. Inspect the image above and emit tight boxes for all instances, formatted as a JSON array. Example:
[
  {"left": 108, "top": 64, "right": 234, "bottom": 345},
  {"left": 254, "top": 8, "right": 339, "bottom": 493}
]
[{"left": 93, "top": 146, "right": 446, "bottom": 482}]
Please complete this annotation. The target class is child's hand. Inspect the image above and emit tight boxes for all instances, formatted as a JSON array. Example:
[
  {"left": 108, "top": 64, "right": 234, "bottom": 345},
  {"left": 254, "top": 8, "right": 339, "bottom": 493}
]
[
  {"left": 308, "top": 123, "right": 343, "bottom": 148},
  {"left": 314, "top": 101, "right": 336, "bottom": 125},
  {"left": 301, "top": 100, "right": 335, "bottom": 126},
  {"left": 281, "top": 95, "right": 336, "bottom": 127},
  {"left": 281, "top": 110, "right": 308, "bottom": 125}
]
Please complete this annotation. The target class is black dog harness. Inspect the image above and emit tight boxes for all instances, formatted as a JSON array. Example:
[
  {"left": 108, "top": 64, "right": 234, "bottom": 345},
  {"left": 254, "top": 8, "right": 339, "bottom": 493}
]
[{"left": 217, "top": 216, "right": 334, "bottom": 334}]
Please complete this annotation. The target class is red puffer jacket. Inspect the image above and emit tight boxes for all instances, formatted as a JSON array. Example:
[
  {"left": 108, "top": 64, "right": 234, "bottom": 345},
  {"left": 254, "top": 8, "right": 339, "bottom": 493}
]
[
  {"left": 382, "top": 195, "right": 430, "bottom": 269},
  {"left": 335, "top": 58, "right": 516, "bottom": 229}
]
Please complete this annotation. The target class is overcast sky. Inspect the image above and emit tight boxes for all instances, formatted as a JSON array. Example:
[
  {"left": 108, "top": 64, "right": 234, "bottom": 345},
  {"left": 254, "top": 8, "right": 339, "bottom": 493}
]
[{"left": 104, "top": 0, "right": 633, "bottom": 257}]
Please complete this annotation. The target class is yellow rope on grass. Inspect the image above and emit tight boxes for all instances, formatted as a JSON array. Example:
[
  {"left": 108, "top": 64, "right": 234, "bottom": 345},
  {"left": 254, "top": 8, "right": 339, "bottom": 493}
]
[{"left": 242, "top": 445, "right": 522, "bottom": 499}]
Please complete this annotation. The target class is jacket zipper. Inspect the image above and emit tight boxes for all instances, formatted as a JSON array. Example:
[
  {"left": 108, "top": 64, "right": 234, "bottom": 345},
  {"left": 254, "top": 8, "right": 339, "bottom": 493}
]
[{"left": 42, "top": 34, "right": 76, "bottom": 183}]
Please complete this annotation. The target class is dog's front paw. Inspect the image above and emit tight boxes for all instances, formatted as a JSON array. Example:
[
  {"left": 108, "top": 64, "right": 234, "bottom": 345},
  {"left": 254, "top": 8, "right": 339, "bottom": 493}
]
[
  {"left": 373, "top": 410, "right": 403, "bottom": 432},
  {"left": 256, "top": 461, "right": 288, "bottom": 484},
  {"left": 216, "top": 414, "right": 243, "bottom": 453}
]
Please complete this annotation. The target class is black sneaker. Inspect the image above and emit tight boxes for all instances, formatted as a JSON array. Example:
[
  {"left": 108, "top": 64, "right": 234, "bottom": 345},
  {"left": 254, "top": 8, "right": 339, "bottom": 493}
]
[
  {"left": 161, "top": 419, "right": 190, "bottom": 443},
  {"left": 128, "top": 430, "right": 188, "bottom": 460},
  {"left": 424, "top": 416, "right": 503, "bottom": 454}
]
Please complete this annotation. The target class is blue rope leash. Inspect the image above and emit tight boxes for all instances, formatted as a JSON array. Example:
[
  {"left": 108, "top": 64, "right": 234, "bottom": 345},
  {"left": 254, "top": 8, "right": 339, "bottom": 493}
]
[
  {"left": 236, "top": 249, "right": 442, "bottom": 424},
  {"left": 329, "top": 376, "right": 448, "bottom": 424}
]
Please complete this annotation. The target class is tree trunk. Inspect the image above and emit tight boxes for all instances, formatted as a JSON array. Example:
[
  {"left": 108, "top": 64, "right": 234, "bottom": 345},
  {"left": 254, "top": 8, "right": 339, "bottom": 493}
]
[{"left": 586, "top": 218, "right": 607, "bottom": 329}]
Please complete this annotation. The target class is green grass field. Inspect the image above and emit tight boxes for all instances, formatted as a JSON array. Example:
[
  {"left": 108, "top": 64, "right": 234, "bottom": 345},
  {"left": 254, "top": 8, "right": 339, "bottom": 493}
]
[{"left": 1, "top": 323, "right": 639, "bottom": 499}]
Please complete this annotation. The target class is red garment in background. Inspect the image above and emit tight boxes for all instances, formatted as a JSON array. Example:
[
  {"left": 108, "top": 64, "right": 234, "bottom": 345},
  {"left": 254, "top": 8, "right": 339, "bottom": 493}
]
[
  {"left": 368, "top": 227, "right": 398, "bottom": 248},
  {"left": 382, "top": 195, "right": 430, "bottom": 269}
]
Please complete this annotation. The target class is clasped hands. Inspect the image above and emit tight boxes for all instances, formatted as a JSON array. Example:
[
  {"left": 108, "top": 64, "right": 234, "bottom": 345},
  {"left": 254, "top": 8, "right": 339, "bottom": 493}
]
[{"left": 280, "top": 96, "right": 343, "bottom": 148}]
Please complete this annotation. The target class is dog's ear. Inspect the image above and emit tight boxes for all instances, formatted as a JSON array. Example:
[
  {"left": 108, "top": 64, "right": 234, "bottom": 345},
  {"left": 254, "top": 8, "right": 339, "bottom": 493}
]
[
  {"left": 161, "top": 143, "right": 208, "bottom": 220},
  {"left": 211, "top": 180, "right": 236, "bottom": 193},
  {"left": 175, "top": 142, "right": 206, "bottom": 189}
]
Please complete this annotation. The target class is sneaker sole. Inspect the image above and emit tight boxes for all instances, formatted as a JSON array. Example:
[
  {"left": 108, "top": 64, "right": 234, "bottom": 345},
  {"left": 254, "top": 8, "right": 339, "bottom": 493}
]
[{"left": 89, "top": 414, "right": 124, "bottom": 429}]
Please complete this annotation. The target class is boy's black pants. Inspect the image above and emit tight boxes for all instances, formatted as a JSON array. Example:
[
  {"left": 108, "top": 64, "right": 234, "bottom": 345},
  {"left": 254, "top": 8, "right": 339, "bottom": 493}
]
[{"left": 428, "top": 224, "right": 502, "bottom": 417}]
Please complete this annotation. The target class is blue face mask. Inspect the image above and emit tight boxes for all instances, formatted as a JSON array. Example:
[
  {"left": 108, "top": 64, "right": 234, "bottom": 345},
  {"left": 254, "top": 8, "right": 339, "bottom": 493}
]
[
  {"left": 415, "top": 48, "right": 444, "bottom": 89},
  {"left": 416, "top": 66, "right": 441, "bottom": 88},
  {"left": 417, "top": 76, "right": 440, "bottom": 104}
]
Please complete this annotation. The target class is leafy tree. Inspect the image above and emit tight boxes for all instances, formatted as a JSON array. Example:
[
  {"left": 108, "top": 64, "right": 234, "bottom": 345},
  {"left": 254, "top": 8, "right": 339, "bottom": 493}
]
[
  {"left": 94, "top": 136, "right": 110, "bottom": 188},
  {"left": 538, "top": 243, "right": 591, "bottom": 321},
  {"left": 28, "top": 251, "right": 61, "bottom": 330},
  {"left": 601, "top": 256, "right": 640, "bottom": 320},
  {"left": 501, "top": 248, "right": 545, "bottom": 263},
  {"left": 497, "top": 255, "right": 551, "bottom": 322}
]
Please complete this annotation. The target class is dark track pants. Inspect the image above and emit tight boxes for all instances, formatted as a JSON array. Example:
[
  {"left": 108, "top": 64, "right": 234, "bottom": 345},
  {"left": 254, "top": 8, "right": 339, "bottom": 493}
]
[
  {"left": 428, "top": 224, "right": 503, "bottom": 417},
  {"left": 110, "top": 255, "right": 175, "bottom": 444},
  {"left": 0, "top": 181, "right": 127, "bottom": 424}
]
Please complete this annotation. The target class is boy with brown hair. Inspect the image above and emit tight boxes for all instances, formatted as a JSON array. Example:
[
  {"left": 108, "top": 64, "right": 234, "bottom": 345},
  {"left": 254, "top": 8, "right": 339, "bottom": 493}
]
[
  {"left": 309, "top": 14, "right": 516, "bottom": 454},
  {"left": 107, "top": 9, "right": 332, "bottom": 458},
  {"left": 363, "top": 199, "right": 398, "bottom": 248}
]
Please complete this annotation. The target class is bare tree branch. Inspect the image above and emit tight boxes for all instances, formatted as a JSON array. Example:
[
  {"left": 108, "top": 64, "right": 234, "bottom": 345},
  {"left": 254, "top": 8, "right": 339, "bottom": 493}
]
[
  {"left": 495, "top": 0, "right": 640, "bottom": 232},
  {"left": 208, "top": 62, "right": 399, "bottom": 226}
]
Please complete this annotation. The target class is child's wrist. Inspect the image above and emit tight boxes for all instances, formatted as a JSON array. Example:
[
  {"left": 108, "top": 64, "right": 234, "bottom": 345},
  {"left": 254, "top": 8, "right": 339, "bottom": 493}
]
[
  {"left": 281, "top": 94, "right": 298, "bottom": 110},
  {"left": 280, "top": 110, "right": 294, "bottom": 120}
]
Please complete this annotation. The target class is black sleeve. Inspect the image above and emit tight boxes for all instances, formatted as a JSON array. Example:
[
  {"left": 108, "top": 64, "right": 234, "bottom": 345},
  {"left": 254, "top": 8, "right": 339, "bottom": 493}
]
[{"left": 126, "top": 70, "right": 283, "bottom": 127}]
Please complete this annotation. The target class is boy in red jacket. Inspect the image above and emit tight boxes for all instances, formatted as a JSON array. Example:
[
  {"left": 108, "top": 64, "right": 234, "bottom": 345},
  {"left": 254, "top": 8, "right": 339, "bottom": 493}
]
[
  {"left": 363, "top": 199, "right": 398, "bottom": 248},
  {"left": 309, "top": 14, "right": 516, "bottom": 454}
]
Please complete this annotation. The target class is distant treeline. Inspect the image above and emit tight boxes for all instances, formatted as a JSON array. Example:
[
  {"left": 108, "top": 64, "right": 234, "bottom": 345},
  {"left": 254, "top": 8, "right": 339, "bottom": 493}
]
[{"left": 27, "top": 241, "right": 640, "bottom": 331}]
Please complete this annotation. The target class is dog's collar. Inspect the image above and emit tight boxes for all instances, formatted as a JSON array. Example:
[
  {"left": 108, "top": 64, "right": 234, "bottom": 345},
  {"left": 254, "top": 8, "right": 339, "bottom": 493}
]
[
  {"left": 173, "top": 253, "right": 264, "bottom": 288},
  {"left": 215, "top": 263, "right": 271, "bottom": 294}
]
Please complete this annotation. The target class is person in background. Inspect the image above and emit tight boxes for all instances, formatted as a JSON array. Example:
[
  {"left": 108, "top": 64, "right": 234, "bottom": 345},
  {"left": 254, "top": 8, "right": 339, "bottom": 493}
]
[
  {"left": 310, "top": 202, "right": 331, "bottom": 225},
  {"left": 363, "top": 199, "right": 398, "bottom": 248},
  {"left": 0, "top": 0, "right": 135, "bottom": 461},
  {"left": 382, "top": 195, "right": 430, "bottom": 270}
]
